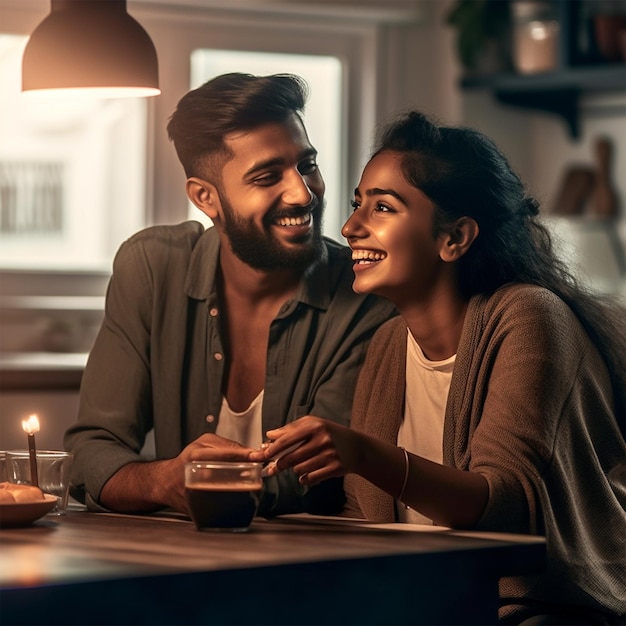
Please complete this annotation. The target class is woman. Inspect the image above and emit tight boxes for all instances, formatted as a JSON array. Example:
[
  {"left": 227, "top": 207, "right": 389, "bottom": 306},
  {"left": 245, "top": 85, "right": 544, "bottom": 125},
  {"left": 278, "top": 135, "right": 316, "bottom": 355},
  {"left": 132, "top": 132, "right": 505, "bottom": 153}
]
[{"left": 251, "top": 111, "right": 626, "bottom": 625}]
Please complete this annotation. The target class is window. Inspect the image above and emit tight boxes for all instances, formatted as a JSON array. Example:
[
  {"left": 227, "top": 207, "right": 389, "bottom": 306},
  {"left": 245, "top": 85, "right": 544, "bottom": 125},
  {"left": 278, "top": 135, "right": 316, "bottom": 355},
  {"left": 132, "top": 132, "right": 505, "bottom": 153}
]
[{"left": 0, "top": 34, "right": 148, "bottom": 271}]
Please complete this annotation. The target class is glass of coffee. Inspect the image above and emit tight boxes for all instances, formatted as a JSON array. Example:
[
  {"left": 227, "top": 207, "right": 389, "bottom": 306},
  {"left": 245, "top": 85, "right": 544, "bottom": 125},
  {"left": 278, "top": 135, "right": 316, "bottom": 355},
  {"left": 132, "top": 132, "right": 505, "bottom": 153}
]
[{"left": 184, "top": 461, "right": 263, "bottom": 532}]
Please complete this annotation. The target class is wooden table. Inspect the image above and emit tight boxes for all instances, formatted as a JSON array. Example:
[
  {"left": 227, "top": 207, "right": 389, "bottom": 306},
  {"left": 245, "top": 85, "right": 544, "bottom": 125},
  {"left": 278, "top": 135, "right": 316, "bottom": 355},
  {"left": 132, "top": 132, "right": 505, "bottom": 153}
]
[{"left": 0, "top": 508, "right": 545, "bottom": 625}]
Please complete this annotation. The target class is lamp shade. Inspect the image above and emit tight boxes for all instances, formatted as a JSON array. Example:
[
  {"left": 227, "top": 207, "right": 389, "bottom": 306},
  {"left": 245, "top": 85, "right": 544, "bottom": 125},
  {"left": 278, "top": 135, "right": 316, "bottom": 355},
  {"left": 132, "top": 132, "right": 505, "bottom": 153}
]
[{"left": 22, "top": 0, "right": 160, "bottom": 97}]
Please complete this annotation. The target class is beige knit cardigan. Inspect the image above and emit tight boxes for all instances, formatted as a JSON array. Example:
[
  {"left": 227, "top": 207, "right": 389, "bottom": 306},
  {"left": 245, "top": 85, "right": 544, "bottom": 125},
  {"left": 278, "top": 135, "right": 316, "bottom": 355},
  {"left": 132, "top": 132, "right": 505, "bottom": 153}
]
[{"left": 344, "top": 284, "right": 626, "bottom": 620}]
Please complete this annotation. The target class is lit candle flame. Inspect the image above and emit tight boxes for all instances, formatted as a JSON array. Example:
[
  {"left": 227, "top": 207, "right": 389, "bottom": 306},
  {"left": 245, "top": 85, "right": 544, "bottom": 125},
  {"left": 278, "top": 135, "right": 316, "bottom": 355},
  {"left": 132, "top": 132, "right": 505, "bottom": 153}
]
[{"left": 22, "top": 414, "right": 40, "bottom": 434}]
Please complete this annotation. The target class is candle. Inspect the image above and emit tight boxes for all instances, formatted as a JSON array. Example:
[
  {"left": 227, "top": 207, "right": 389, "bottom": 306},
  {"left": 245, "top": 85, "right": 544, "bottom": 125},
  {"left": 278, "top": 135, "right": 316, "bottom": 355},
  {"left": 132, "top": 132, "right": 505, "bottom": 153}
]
[{"left": 21, "top": 414, "right": 40, "bottom": 488}]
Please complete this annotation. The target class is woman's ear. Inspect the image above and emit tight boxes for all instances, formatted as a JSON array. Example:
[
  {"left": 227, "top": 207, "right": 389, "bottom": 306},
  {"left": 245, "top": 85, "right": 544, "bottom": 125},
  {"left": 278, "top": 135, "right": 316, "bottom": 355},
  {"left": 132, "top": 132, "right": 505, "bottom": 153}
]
[
  {"left": 186, "top": 177, "right": 220, "bottom": 221},
  {"left": 439, "top": 217, "right": 479, "bottom": 262}
]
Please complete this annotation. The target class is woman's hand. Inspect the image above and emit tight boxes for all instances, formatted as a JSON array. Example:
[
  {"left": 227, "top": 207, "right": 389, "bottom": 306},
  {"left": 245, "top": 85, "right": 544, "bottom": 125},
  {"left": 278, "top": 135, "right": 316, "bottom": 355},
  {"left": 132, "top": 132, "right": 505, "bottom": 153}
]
[
  {"left": 249, "top": 418, "right": 490, "bottom": 529},
  {"left": 249, "top": 416, "right": 360, "bottom": 486}
]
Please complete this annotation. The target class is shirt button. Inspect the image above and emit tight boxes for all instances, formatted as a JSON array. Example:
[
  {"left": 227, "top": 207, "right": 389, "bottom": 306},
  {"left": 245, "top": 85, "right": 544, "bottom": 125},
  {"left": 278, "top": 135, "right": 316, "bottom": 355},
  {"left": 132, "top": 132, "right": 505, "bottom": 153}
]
[
  {"left": 206, "top": 414, "right": 215, "bottom": 423},
  {"left": 209, "top": 308, "right": 218, "bottom": 317},
  {"left": 214, "top": 352, "right": 223, "bottom": 361}
]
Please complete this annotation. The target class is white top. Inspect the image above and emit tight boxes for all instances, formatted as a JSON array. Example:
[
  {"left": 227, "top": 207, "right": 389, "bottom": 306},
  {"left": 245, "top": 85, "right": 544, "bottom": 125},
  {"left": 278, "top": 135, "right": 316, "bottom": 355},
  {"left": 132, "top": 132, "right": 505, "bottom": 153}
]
[
  {"left": 216, "top": 390, "right": 264, "bottom": 449},
  {"left": 397, "top": 329, "right": 455, "bottom": 525}
]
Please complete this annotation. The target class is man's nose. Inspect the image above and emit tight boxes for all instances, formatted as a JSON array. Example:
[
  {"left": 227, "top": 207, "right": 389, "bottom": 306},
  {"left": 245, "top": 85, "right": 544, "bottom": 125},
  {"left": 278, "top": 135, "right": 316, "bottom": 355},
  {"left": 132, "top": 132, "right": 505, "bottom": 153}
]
[{"left": 283, "top": 171, "right": 314, "bottom": 206}]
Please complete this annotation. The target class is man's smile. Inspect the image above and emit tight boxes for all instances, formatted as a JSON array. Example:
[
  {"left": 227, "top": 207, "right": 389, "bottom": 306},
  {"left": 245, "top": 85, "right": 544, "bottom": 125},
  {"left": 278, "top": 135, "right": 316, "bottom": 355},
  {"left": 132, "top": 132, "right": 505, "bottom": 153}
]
[{"left": 275, "top": 212, "right": 312, "bottom": 227}]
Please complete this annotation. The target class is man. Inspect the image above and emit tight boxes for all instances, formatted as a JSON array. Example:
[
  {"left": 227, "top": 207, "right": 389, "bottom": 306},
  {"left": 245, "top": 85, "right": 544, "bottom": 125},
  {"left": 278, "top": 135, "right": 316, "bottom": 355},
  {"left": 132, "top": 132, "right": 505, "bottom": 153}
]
[{"left": 64, "top": 73, "right": 395, "bottom": 517}]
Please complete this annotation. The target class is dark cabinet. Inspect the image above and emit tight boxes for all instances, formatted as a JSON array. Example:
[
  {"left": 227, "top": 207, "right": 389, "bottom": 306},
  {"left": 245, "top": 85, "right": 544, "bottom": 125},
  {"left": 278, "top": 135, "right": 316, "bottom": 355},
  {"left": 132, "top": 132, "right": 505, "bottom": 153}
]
[{"left": 459, "top": 0, "right": 626, "bottom": 138}]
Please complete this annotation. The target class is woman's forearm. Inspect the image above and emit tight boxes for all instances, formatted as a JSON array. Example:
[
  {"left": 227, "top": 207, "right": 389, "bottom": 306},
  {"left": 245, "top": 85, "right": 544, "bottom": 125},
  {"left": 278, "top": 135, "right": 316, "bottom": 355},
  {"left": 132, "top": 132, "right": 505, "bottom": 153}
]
[{"left": 353, "top": 432, "right": 489, "bottom": 528}]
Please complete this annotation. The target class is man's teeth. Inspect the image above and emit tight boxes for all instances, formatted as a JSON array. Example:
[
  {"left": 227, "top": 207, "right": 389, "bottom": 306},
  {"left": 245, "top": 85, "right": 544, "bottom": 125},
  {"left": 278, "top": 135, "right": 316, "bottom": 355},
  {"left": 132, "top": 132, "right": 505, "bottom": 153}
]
[
  {"left": 352, "top": 250, "right": 386, "bottom": 263},
  {"left": 276, "top": 213, "right": 311, "bottom": 227}
]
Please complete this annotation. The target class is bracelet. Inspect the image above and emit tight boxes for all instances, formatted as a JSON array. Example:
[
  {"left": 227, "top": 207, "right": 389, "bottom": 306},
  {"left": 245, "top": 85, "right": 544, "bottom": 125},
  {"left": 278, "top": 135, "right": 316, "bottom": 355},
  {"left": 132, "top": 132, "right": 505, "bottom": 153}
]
[{"left": 398, "top": 446, "right": 409, "bottom": 502}]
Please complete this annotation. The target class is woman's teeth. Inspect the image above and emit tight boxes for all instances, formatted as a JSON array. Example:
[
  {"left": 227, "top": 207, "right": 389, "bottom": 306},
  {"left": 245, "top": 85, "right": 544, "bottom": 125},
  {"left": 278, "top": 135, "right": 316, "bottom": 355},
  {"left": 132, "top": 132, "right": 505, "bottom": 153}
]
[
  {"left": 352, "top": 250, "right": 386, "bottom": 264},
  {"left": 276, "top": 213, "right": 311, "bottom": 227}
]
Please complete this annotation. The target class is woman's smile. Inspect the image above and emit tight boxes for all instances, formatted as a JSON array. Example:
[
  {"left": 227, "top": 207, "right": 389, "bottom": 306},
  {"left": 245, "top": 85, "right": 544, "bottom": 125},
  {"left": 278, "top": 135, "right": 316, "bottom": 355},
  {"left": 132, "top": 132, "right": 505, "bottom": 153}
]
[{"left": 351, "top": 248, "right": 387, "bottom": 271}]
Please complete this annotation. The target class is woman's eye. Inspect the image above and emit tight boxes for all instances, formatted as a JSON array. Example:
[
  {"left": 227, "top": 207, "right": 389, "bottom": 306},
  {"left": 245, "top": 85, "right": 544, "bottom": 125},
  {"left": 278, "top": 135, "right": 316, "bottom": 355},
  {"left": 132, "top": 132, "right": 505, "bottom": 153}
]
[
  {"left": 350, "top": 199, "right": 360, "bottom": 211},
  {"left": 375, "top": 203, "right": 393, "bottom": 213}
]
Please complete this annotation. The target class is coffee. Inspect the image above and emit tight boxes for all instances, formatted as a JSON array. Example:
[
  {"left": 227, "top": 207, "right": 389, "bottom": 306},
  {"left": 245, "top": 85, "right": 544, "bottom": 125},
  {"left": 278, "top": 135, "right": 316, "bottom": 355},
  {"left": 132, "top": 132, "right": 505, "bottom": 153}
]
[{"left": 185, "top": 483, "right": 261, "bottom": 531}]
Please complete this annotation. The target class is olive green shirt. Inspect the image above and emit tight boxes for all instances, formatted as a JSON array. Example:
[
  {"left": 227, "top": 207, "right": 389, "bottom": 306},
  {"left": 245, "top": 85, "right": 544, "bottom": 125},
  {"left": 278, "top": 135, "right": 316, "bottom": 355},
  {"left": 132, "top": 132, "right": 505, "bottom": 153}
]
[{"left": 64, "top": 222, "right": 395, "bottom": 515}]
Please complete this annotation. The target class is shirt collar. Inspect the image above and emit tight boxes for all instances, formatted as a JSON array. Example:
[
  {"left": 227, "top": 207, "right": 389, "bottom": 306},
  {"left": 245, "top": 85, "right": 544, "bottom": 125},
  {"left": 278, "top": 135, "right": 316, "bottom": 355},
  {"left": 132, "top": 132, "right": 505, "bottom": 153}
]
[{"left": 184, "top": 225, "right": 332, "bottom": 311}]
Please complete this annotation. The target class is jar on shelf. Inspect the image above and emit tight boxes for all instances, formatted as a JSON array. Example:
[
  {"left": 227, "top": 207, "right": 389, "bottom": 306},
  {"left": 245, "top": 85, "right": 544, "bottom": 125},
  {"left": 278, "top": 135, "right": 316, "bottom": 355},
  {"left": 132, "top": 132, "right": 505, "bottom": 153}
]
[
  {"left": 589, "top": 0, "right": 626, "bottom": 62},
  {"left": 511, "top": 1, "right": 560, "bottom": 74}
]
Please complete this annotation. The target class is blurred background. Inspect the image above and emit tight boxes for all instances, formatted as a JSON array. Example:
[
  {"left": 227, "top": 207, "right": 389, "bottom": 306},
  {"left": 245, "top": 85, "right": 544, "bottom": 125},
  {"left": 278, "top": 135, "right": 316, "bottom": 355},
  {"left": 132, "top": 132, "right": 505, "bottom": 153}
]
[{"left": 1, "top": 0, "right": 624, "bottom": 449}]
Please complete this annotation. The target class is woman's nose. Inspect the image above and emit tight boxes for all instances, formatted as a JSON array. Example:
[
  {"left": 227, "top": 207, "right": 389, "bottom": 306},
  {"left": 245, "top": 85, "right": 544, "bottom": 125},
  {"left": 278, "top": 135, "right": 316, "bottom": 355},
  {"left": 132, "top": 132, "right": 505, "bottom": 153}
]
[
  {"left": 341, "top": 209, "right": 363, "bottom": 239},
  {"left": 283, "top": 172, "right": 314, "bottom": 207}
]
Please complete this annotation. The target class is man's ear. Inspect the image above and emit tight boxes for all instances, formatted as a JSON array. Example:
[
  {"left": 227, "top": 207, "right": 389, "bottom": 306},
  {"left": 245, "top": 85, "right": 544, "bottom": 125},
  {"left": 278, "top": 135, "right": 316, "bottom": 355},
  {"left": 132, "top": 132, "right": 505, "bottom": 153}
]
[
  {"left": 439, "top": 217, "right": 479, "bottom": 262},
  {"left": 186, "top": 177, "right": 220, "bottom": 221}
]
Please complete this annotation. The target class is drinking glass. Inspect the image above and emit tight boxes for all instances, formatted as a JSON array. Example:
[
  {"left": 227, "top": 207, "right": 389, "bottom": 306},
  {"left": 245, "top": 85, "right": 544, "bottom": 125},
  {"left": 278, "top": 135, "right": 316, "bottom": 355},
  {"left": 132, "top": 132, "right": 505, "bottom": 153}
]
[
  {"left": 7, "top": 450, "right": 73, "bottom": 515},
  {"left": 184, "top": 461, "right": 263, "bottom": 532}
]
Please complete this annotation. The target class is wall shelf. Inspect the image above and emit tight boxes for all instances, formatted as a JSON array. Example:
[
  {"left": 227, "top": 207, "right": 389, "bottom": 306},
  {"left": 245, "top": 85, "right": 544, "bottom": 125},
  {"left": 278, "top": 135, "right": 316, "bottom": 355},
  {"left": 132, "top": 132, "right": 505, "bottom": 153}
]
[
  {"left": 0, "top": 352, "right": 86, "bottom": 390},
  {"left": 457, "top": 0, "right": 626, "bottom": 138},
  {"left": 461, "top": 64, "right": 625, "bottom": 137}
]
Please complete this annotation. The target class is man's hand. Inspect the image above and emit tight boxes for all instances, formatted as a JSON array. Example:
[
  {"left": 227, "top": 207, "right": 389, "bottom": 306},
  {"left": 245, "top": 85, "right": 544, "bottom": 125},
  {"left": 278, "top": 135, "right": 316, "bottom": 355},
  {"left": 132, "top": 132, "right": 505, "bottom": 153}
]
[
  {"left": 182, "top": 433, "right": 255, "bottom": 463},
  {"left": 100, "top": 434, "right": 254, "bottom": 515}
]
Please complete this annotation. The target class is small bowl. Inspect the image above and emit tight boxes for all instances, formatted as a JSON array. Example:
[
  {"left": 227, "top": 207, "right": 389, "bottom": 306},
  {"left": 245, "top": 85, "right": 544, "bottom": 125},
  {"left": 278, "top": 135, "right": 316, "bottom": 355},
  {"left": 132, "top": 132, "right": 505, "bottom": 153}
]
[{"left": 0, "top": 494, "right": 57, "bottom": 528}]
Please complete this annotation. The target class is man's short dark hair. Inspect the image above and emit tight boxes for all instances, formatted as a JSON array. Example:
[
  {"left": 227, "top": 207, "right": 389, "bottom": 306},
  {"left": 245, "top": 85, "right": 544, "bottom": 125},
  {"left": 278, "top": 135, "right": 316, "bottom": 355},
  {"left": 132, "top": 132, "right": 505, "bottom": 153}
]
[{"left": 167, "top": 72, "right": 309, "bottom": 181}]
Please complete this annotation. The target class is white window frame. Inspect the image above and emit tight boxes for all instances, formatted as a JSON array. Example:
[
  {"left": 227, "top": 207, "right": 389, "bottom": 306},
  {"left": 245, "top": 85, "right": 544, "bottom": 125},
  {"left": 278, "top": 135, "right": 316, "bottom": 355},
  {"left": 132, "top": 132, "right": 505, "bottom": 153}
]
[{"left": 136, "top": 3, "right": 385, "bottom": 232}]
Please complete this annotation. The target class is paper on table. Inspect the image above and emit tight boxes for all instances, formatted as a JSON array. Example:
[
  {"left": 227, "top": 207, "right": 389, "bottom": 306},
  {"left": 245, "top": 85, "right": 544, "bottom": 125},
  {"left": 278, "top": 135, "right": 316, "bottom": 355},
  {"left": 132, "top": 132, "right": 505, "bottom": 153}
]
[
  {"left": 277, "top": 514, "right": 544, "bottom": 542},
  {"left": 277, "top": 513, "right": 451, "bottom": 532}
]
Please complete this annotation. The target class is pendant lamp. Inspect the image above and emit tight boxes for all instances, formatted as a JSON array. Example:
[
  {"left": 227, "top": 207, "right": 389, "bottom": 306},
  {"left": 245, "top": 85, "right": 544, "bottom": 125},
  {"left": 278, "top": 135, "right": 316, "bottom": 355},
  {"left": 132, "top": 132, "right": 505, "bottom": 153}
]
[{"left": 22, "top": 0, "right": 160, "bottom": 98}]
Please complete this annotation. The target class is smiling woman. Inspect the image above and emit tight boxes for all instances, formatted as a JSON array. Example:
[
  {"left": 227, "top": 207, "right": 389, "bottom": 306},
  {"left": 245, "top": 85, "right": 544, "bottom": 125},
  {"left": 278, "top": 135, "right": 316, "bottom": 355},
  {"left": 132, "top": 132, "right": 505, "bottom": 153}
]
[
  {"left": 252, "top": 110, "right": 626, "bottom": 626},
  {"left": 345, "top": 150, "right": 459, "bottom": 307}
]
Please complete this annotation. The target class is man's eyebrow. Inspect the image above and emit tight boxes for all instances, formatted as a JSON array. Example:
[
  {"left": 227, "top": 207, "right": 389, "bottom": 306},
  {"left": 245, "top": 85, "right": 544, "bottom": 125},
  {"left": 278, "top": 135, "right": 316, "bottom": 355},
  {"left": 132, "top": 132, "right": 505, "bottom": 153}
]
[
  {"left": 300, "top": 147, "right": 318, "bottom": 160},
  {"left": 244, "top": 148, "right": 318, "bottom": 178}
]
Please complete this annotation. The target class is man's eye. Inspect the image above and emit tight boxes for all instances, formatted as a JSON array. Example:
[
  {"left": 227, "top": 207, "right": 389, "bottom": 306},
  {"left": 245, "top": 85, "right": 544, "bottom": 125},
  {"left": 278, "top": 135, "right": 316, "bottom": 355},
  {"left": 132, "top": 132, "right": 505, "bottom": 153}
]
[
  {"left": 298, "top": 161, "right": 318, "bottom": 175},
  {"left": 254, "top": 173, "right": 280, "bottom": 186}
]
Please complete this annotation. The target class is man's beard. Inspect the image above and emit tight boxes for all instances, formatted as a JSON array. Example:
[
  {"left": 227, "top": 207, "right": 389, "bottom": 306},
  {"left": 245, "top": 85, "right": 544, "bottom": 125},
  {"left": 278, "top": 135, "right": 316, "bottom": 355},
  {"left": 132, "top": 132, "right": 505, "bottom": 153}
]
[{"left": 221, "top": 195, "right": 325, "bottom": 272}]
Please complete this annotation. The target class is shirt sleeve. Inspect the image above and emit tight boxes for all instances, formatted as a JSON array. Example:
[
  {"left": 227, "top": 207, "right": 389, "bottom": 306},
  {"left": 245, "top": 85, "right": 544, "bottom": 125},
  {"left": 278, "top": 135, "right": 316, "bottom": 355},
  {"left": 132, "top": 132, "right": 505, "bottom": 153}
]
[{"left": 64, "top": 235, "right": 156, "bottom": 507}]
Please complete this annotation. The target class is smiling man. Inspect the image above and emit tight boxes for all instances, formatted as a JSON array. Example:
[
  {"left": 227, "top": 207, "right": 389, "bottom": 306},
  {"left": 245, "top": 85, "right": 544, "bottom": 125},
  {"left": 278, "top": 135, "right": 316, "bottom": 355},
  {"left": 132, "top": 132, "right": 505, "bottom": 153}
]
[{"left": 64, "top": 73, "right": 395, "bottom": 517}]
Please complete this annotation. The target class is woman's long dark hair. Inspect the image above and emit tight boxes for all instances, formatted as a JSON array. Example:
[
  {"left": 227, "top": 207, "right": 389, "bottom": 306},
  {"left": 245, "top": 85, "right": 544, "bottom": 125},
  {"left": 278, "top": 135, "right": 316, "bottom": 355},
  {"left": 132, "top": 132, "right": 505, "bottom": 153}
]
[{"left": 375, "top": 111, "right": 625, "bottom": 430}]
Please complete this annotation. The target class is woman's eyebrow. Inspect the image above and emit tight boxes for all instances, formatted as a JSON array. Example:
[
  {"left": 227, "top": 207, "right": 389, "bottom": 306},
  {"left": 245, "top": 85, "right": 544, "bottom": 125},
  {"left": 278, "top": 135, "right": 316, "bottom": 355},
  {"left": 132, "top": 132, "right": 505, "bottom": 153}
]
[{"left": 356, "top": 187, "right": 407, "bottom": 204}]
